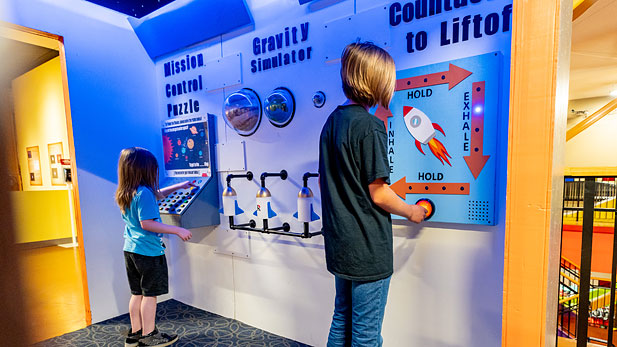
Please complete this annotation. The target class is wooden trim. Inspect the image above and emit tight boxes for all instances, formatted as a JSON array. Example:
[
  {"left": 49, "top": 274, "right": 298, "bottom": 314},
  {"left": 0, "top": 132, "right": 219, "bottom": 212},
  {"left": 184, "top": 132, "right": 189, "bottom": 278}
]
[
  {"left": 573, "top": 0, "right": 599, "bottom": 21},
  {"left": 57, "top": 38, "right": 92, "bottom": 325},
  {"left": 565, "top": 98, "right": 617, "bottom": 142},
  {"left": 565, "top": 167, "right": 617, "bottom": 176},
  {"left": 0, "top": 21, "right": 61, "bottom": 41},
  {"left": 1, "top": 21, "right": 92, "bottom": 326},
  {"left": 503, "top": 0, "right": 571, "bottom": 346}
]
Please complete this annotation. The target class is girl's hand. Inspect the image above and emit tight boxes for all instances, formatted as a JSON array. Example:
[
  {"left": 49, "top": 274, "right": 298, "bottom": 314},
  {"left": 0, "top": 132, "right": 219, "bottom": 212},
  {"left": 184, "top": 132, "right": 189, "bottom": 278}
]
[
  {"left": 176, "top": 228, "right": 192, "bottom": 241},
  {"left": 177, "top": 180, "right": 197, "bottom": 190}
]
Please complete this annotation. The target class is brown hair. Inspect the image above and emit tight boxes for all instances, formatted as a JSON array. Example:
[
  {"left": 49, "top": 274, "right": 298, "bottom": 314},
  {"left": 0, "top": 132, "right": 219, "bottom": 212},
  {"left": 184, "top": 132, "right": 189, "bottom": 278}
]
[
  {"left": 115, "top": 147, "right": 160, "bottom": 213},
  {"left": 340, "top": 42, "right": 396, "bottom": 109}
]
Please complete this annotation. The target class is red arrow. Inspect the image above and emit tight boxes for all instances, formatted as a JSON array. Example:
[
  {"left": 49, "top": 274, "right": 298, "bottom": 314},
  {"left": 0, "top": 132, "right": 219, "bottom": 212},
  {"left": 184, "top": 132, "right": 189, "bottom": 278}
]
[
  {"left": 464, "top": 81, "right": 490, "bottom": 179},
  {"left": 391, "top": 176, "right": 470, "bottom": 199},
  {"left": 395, "top": 64, "right": 472, "bottom": 91}
]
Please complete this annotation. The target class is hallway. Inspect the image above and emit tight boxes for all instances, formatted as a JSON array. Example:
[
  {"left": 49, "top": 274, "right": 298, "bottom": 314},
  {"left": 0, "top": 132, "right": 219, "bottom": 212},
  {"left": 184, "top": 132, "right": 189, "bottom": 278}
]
[{"left": 19, "top": 246, "right": 87, "bottom": 343}]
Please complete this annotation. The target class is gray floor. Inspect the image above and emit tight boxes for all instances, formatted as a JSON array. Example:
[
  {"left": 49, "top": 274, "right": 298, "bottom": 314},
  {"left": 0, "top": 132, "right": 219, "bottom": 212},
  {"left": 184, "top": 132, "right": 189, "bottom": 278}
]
[{"left": 34, "top": 299, "right": 311, "bottom": 346}]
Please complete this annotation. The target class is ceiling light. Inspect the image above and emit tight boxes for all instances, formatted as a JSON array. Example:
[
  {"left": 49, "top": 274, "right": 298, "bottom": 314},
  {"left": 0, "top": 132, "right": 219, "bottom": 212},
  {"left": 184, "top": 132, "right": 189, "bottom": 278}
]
[{"left": 611, "top": 89, "right": 617, "bottom": 97}]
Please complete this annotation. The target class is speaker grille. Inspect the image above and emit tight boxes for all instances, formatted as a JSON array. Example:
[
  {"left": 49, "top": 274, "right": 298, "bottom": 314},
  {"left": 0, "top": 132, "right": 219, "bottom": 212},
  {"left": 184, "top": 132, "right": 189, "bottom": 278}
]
[{"left": 468, "top": 200, "right": 491, "bottom": 224}]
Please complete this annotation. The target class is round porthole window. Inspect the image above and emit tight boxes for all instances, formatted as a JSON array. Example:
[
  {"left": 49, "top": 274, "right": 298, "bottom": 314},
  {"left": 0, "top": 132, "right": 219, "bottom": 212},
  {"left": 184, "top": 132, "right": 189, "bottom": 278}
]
[
  {"left": 264, "top": 87, "right": 295, "bottom": 128},
  {"left": 223, "top": 88, "right": 262, "bottom": 136}
]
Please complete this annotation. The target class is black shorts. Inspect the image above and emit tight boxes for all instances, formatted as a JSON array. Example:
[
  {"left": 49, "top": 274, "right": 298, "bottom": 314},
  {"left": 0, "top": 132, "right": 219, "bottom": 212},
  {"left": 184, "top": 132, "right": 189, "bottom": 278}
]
[{"left": 124, "top": 251, "right": 168, "bottom": 297}]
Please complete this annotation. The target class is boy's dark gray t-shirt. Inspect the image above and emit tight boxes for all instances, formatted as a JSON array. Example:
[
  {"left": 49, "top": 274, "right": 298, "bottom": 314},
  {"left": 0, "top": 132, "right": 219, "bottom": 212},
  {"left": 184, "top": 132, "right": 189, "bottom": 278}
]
[{"left": 318, "top": 104, "right": 393, "bottom": 281}]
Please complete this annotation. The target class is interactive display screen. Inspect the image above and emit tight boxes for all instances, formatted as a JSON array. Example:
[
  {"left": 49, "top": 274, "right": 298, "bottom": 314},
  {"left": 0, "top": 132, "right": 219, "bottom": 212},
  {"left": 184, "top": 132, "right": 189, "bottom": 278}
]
[{"left": 162, "top": 115, "right": 211, "bottom": 177}]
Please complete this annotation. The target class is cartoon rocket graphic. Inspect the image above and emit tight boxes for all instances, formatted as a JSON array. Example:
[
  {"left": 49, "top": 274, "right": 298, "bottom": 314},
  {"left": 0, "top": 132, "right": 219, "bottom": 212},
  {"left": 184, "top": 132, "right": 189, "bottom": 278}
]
[
  {"left": 403, "top": 106, "right": 452, "bottom": 166},
  {"left": 253, "top": 187, "right": 277, "bottom": 219},
  {"left": 293, "top": 187, "right": 320, "bottom": 222},
  {"left": 220, "top": 186, "right": 244, "bottom": 216}
]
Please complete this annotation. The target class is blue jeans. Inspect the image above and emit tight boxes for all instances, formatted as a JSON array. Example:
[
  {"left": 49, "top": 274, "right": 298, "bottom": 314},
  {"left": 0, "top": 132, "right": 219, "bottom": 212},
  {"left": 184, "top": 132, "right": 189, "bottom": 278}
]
[{"left": 327, "top": 276, "right": 391, "bottom": 347}]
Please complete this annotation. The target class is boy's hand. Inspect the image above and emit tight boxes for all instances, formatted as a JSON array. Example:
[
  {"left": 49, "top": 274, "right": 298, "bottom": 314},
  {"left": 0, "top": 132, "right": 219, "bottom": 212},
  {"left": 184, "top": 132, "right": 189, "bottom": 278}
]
[
  {"left": 176, "top": 228, "right": 192, "bottom": 241},
  {"left": 406, "top": 204, "right": 427, "bottom": 224}
]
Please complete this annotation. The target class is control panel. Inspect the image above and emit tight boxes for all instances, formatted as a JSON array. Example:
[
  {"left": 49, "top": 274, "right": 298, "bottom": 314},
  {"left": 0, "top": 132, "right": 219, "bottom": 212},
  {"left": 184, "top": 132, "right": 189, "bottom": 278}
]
[
  {"left": 158, "top": 178, "right": 207, "bottom": 215},
  {"left": 159, "top": 114, "right": 219, "bottom": 229}
]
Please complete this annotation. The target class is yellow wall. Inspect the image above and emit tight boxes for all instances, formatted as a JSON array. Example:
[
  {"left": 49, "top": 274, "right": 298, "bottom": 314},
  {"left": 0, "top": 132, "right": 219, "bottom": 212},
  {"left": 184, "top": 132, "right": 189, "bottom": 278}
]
[
  {"left": 566, "top": 96, "right": 617, "bottom": 167},
  {"left": 12, "top": 56, "right": 69, "bottom": 191},
  {"left": 10, "top": 191, "right": 72, "bottom": 243},
  {"left": 10, "top": 56, "right": 73, "bottom": 242}
]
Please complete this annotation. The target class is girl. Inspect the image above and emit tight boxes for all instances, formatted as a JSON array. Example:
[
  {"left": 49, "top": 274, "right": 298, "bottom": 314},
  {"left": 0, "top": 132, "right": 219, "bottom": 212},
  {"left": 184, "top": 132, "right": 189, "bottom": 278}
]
[{"left": 115, "top": 147, "right": 192, "bottom": 347}]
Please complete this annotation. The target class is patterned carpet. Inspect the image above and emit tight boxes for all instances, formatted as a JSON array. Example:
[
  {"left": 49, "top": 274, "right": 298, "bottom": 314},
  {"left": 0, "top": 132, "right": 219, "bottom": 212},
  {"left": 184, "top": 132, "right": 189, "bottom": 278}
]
[{"left": 34, "top": 299, "right": 310, "bottom": 346}]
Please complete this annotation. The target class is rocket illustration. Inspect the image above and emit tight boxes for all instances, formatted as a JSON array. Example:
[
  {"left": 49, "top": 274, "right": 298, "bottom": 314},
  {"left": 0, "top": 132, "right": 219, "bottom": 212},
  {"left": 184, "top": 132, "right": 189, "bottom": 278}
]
[
  {"left": 253, "top": 187, "right": 277, "bottom": 219},
  {"left": 293, "top": 187, "right": 320, "bottom": 223},
  {"left": 220, "top": 186, "right": 244, "bottom": 216},
  {"left": 403, "top": 106, "right": 452, "bottom": 166}
]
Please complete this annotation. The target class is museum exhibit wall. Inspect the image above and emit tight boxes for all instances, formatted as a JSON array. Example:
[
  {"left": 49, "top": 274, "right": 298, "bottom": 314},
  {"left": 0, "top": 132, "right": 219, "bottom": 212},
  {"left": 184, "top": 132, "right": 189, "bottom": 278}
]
[
  {"left": 4, "top": 0, "right": 513, "bottom": 344},
  {"left": 2, "top": 0, "right": 168, "bottom": 322},
  {"left": 566, "top": 96, "right": 617, "bottom": 167},
  {"left": 7, "top": 57, "right": 72, "bottom": 243},
  {"left": 157, "top": 1, "right": 513, "bottom": 346}
]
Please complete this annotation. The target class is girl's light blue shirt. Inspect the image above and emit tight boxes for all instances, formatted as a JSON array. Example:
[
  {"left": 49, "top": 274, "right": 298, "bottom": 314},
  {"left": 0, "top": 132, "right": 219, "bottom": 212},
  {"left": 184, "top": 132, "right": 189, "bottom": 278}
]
[{"left": 122, "top": 186, "right": 165, "bottom": 256}]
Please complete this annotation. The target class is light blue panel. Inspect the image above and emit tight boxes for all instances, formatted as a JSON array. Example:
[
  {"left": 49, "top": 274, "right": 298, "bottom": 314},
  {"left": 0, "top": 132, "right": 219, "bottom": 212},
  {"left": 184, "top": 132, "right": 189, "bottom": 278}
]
[
  {"left": 388, "top": 52, "right": 503, "bottom": 225},
  {"left": 128, "top": 0, "right": 253, "bottom": 60}
]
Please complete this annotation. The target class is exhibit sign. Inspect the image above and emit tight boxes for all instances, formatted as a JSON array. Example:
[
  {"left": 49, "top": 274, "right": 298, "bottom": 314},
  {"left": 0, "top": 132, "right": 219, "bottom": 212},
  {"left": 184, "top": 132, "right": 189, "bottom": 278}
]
[{"left": 378, "top": 52, "right": 503, "bottom": 225}]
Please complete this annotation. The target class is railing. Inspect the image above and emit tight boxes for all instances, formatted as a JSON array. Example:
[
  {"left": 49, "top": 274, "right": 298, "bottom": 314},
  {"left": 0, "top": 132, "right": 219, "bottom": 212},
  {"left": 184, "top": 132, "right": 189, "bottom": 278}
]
[
  {"left": 559, "top": 256, "right": 616, "bottom": 340},
  {"left": 563, "top": 178, "right": 617, "bottom": 225},
  {"left": 559, "top": 257, "right": 580, "bottom": 338},
  {"left": 559, "top": 176, "right": 617, "bottom": 347}
]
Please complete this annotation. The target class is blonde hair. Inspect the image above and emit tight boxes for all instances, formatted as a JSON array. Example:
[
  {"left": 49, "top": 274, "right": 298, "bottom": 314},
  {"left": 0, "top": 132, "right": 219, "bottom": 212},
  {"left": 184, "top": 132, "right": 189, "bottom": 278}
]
[
  {"left": 115, "top": 147, "right": 160, "bottom": 213},
  {"left": 340, "top": 42, "right": 396, "bottom": 109}
]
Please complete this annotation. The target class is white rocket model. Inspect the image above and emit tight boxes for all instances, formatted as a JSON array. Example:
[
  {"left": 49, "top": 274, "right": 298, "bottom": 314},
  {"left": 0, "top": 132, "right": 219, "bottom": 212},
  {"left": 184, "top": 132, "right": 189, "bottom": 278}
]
[
  {"left": 293, "top": 187, "right": 320, "bottom": 222},
  {"left": 403, "top": 106, "right": 451, "bottom": 165},
  {"left": 253, "top": 187, "right": 277, "bottom": 219},
  {"left": 404, "top": 106, "right": 444, "bottom": 145},
  {"left": 220, "top": 186, "right": 244, "bottom": 216}
]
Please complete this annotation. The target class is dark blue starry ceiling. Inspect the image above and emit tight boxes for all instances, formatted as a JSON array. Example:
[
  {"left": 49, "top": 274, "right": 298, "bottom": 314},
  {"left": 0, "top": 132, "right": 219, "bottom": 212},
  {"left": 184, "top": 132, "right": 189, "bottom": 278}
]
[{"left": 84, "top": 0, "right": 177, "bottom": 18}]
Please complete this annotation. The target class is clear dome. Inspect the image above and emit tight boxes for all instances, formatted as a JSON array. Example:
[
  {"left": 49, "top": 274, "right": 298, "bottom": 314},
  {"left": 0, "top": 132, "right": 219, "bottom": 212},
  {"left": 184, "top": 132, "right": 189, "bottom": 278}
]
[
  {"left": 223, "top": 88, "right": 262, "bottom": 136},
  {"left": 264, "top": 87, "right": 295, "bottom": 128}
]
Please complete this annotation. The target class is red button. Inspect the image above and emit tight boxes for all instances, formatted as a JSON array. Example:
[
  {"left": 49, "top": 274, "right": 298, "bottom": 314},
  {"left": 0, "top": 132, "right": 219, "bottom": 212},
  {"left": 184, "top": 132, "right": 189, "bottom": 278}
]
[{"left": 415, "top": 199, "right": 435, "bottom": 220}]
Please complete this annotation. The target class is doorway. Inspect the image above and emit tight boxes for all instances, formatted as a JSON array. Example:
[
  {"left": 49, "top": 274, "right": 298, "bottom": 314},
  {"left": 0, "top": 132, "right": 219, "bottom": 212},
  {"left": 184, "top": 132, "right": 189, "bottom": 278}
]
[
  {"left": 0, "top": 23, "right": 91, "bottom": 343},
  {"left": 556, "top": 0, "right": 617, "bottom": 346}
]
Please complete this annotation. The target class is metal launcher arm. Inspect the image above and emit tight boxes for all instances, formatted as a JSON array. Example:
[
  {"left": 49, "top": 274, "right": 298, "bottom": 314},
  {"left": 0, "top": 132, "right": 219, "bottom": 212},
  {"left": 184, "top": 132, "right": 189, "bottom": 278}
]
[
  {"left": 301, "top": 172, "right": 322, "bottom": 238},
  {"left": 226, "top": 171, "right": 253, "bottom": 187},
  {"left": 228, "top": 170, "right": 322, "bottom": 238}
]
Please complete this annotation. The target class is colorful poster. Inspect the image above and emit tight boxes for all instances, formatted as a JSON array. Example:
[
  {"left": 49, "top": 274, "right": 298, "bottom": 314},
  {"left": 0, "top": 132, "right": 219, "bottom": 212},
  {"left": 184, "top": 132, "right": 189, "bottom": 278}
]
[
  {"left": 26, "top": 146, "right": 42, "bottom": 186},
  {"left": 48, "top": 142, "right": 64, "bottom": 186},
  {"left": 161, "top": 115, "right": 211, "bottom": 177},
  {"left": 379, "top": 53, "right": 503, "bottom": 225}
]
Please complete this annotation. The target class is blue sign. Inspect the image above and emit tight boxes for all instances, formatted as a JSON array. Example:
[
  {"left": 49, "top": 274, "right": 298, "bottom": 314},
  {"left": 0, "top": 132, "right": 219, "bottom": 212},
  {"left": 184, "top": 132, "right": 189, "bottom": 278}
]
[{"left": 380, "top": 52, "right": 503, "bottom": 225}]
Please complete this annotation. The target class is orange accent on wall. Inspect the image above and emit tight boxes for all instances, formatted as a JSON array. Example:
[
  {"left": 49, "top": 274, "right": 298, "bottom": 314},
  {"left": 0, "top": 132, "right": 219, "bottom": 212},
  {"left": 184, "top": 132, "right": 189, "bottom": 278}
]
[{"left": 503, "top": 0, "right": 571, "bottom": 346}]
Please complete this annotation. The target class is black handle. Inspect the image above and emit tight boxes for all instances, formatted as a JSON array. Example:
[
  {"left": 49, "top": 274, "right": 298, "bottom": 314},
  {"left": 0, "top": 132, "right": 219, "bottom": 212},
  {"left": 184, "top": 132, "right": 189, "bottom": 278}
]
[
  {"left": 260, "top": 170, "right": 288, "bottom": 187},
  {"left": 302, "top": 172, "right": 319, "bottom": 188},
  {"left": 226, "top": 171, "right": 254, "bottom": 186}
]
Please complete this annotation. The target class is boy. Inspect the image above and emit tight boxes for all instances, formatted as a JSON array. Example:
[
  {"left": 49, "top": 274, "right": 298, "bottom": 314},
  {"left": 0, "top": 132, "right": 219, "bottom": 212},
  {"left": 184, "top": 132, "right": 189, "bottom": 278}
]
[{"left": 319, "top": 42, "right": 427, "bottom": 346}]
